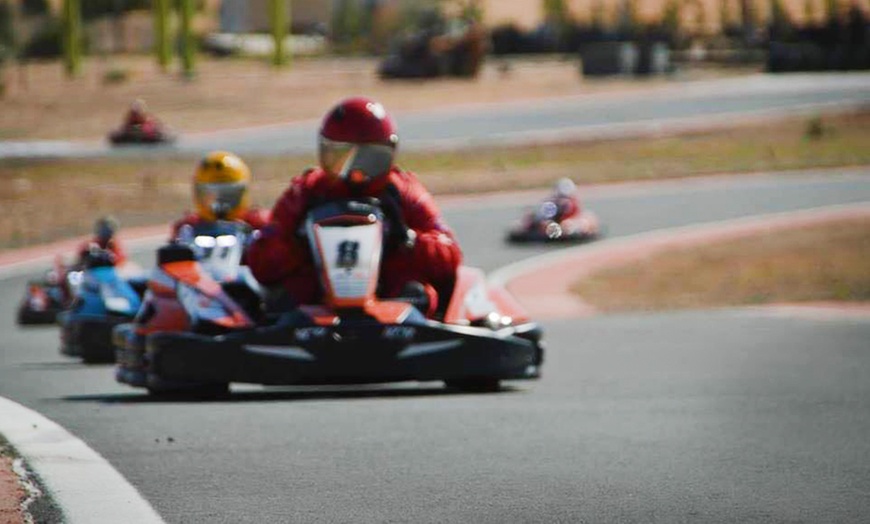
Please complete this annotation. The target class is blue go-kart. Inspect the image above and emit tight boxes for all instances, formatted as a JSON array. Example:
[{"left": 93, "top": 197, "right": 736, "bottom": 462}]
[{"left": 58, "top": 249, "right": 144, "bottom": 363}]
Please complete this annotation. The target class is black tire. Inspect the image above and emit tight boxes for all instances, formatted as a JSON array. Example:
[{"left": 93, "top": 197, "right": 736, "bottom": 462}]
[
  {"left": 444, "top": 378, "right": 502, "bottom": 393},
  {"left": 506, "top": 230, "right": 533, "bottom": 243},
  {"left": 16, "top": 306, "right": 57, "bottom": 325},
  {"left": 147, "top": 382, "right": 230, "bottom": 400},
  {"left": 81, "top": 349, "right": 115, "bottom": 365}
]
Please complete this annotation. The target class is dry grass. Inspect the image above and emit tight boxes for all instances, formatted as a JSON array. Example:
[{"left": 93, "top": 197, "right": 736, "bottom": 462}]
[
  {"left": 0, "top": 55, "right": 753, "bottom": 140},
  {"left": 411, "top": 109, "right": 870, "bottom": 191},
  {"left": 572, "top": 217, "right": 870, "bottom": 312},
  {"left": 0, "top": 110, "right": 867, "bottom": 251}
]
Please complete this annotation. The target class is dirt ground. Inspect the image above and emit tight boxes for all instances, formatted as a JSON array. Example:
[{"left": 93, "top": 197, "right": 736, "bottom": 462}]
[
  {"left": 0, "top": 456, "right": 23, "bottom": 524},
  {"left": 572, "top": 215, "right": 870, "bottom": 312},
  {"left": 506, "top": 206, "right": 870, "bottom": 319},
  {"left": 0, "top": 55, "right": 754, "bottom": 140}
]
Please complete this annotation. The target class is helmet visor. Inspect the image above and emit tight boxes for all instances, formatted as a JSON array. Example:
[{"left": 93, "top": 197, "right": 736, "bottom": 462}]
[
  {"left": 319, "top": 138, "right": 394, "bottom": 183},
  {"left": 195, "top": 182, "right": 246, "bottom": 219}
]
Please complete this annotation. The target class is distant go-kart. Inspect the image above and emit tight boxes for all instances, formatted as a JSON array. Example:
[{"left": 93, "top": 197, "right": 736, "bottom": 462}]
[
  {"left": 115, "top": 199, "right": 544, "bottom": 397},
  {"left": 58, "top": 248, "right": 144, "bottom": 363},
  {"left": 16, "top": 258, "right": 71, "bottom": 325},
  {"left": 507, "top": 199, "right": 601, "bottom": 243},
  {"left": 108, "top": 123, "right": 176, "bottom": 146}
]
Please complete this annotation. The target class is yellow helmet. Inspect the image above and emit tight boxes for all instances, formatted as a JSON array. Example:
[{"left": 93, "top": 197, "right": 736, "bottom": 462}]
[{"left": 193, "top": 151, "right": 251, "bottom": 221}]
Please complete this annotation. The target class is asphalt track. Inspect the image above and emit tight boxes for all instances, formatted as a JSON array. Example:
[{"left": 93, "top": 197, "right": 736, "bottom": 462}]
[
  {"left": 1, "top": 72, "right": 869, "bottom": 160},
  {"left": 1, "top": 168, "right": 869, "bottom": 523}
]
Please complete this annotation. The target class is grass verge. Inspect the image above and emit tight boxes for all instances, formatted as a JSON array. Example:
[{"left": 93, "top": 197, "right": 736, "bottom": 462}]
[
  {"left": 1, "top": 110, "right": 868, "bottom": 251},
  {"left": 571, "top": 217, "right": 870, "bottom": 312}
]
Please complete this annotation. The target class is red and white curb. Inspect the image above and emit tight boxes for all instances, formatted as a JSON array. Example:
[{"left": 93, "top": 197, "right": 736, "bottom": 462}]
[{"left": 0, "top": 398, "right": 165, "bottom": 524}]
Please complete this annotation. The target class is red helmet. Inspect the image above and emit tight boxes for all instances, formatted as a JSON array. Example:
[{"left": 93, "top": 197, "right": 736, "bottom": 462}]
[{"left": 319, "top": 97, "right": 398, "bottom": 186}]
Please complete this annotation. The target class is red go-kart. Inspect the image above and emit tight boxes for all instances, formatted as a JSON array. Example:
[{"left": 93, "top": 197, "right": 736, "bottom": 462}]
[
  {"left": 108, "top": 121, "right": 176, "bottom": 146},
  {"left": 114, "top": 199, "right": 543, "bottom": 397},
  {"left": 507, "top": 197, "right": 601, "bottom": 243}
]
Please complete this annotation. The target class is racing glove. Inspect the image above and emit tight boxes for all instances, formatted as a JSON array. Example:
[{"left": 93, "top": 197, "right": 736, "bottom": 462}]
[{"left": 380, "top": 184, "right": 416, "bottom": 251}]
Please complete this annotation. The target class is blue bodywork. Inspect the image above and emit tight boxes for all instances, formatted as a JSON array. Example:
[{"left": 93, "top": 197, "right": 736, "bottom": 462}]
[{"left": 59, "top": 265, "right": 143, "bottom": 363}]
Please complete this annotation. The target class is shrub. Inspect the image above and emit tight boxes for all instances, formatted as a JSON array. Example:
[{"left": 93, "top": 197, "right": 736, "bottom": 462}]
[
  {"left": 103, "top": 67, "right": 130, "bottom": 85},
  {"left": 805, "top": 116, "right": 825, "bottom": 139}
]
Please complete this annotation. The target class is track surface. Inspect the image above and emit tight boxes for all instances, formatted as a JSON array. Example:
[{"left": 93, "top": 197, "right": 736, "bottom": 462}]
[
  {"left": 1, "top": 169, "right": 869, "bottom": 522},
  {"left": 2, "top": 72, "right": 869, "bottom": 159}
]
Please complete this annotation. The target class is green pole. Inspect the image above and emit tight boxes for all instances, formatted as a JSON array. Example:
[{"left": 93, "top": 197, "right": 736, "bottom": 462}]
[
  {"left": 154, "top": 0, "right": 171, "bottom": 71},
  {"left": 179, "top": 0, "right": 195, "bottom": 78},
  {"left": 270, "top": 0, "right": 288, "bottom": 67},
  {"left": 62, "top": 0, "right": 82, "bottom": 77}
]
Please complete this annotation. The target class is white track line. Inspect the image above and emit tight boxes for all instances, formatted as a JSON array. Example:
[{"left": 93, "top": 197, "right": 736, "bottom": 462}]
[{"left": 0, "top": 397, "right": 165, "bottom": 524}]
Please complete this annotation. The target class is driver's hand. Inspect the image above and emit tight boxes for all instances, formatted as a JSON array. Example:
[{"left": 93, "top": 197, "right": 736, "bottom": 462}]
[{"left": 381, "top": 185, "right": 415, "bottom": 250}]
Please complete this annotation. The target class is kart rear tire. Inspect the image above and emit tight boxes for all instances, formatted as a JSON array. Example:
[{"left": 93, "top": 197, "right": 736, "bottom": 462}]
[
  {"left": 444, "top": 378, "right": 502, "bottom": 393},
  {"left": 17, "top": 306, "right": 57, "bottom": 325}
]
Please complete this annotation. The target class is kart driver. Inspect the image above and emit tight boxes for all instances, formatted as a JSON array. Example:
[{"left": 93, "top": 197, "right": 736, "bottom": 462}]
[
  {"left": 123, "top": 99, "right": 159, "bottom": 132},
  {"left": 247, "top": 97, "right": 463, "bottom": 317},
  {"left": 171, "top": 151, "right": 270, "bottom": 238},
  {"left": 77, "top": 216, "right": 127, "bottom": 266},
  {"left": 549, "top": 177, "right": 581, "bottom": 220}
]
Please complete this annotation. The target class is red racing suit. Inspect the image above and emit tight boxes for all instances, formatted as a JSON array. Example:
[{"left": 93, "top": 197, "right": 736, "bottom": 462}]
[
  {"left": 552, "top": 195, "right": 580, "bottom": 221},
  {"left": 247, "top": 167, "right": 462, "bottom": 311},
  {"left": 77, "top": 238, "right": 127, "bottom": 266}
]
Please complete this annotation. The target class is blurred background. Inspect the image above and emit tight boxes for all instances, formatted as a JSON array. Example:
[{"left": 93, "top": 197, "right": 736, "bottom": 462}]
[
  {"left": 0, "top": 0, "right": 868, "bottom": 305},
  {"left": 2, "top": 0, "right": 869, "bottom": 81}
]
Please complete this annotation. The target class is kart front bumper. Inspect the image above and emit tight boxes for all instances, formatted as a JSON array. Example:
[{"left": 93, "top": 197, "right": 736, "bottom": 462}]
[{"left": 146, "top": 321, "right": 543, "bottom": 386}]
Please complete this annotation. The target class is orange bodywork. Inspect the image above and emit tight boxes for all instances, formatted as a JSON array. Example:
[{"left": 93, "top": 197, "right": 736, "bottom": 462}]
[
  {"left": 364, "top": 301, "right": 413, "bottom": 324},
  {"left": 443, "top": 267, "right": 531, "bottom": 325},
  {"left": 135, "top": 294, "right": 189, "bottom": 336},
  {"left": 141, "top": 259, "right": 253, "bottom": 333},
  {"left": 488, "top": 285, "right": 530, "bottom": 324},
  {"left": 299, "top": 305, "right": 339, "bottom": 326},
  {"left": 162, "top": 260, "right": 224, "bottom": 296},
  {"left": 443, "top": 268, "right": 482, "bottom": 324}
]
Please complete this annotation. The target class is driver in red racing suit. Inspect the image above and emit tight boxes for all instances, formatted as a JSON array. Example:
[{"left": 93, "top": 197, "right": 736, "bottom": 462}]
[
  {"left": 77, "top": 216, "right": 127, "bottom": 266},
  {"left": 122, "top": 99, "right": 161, "bottom": 135},
  {"left": 550, "top": 177, "right": 581, "bottom": 220},
  {"left": 247, "top": 97, "right": 462, "bottom": 317}
]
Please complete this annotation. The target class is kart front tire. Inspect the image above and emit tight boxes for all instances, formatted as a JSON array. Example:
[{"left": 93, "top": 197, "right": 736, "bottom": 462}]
[
  {"left": 444, "top": 378, "right": 502, "bottom": 393},
  {"left": 147, "top": 382, "right": 229, "bottom": 399}
]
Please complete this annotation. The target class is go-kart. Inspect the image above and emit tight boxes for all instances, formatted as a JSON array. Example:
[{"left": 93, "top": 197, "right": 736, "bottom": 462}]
[
  {"left": 108, "top": 122, "right": 175, "bottom": 146},
  {"left": 114, "top": 220, "right": 262, "bottom": 390},
  {"left": 58, "top": 249, "right": 144, "bottom": 363},
  {"left": 115, "top": 199, "right": 543, "bottom": 397},
  {"left": 16, "top": 258, "right": 72, "bottom": 325},
  {"left": 507, "top": 199, "right": 601, "bottom": 243}
]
